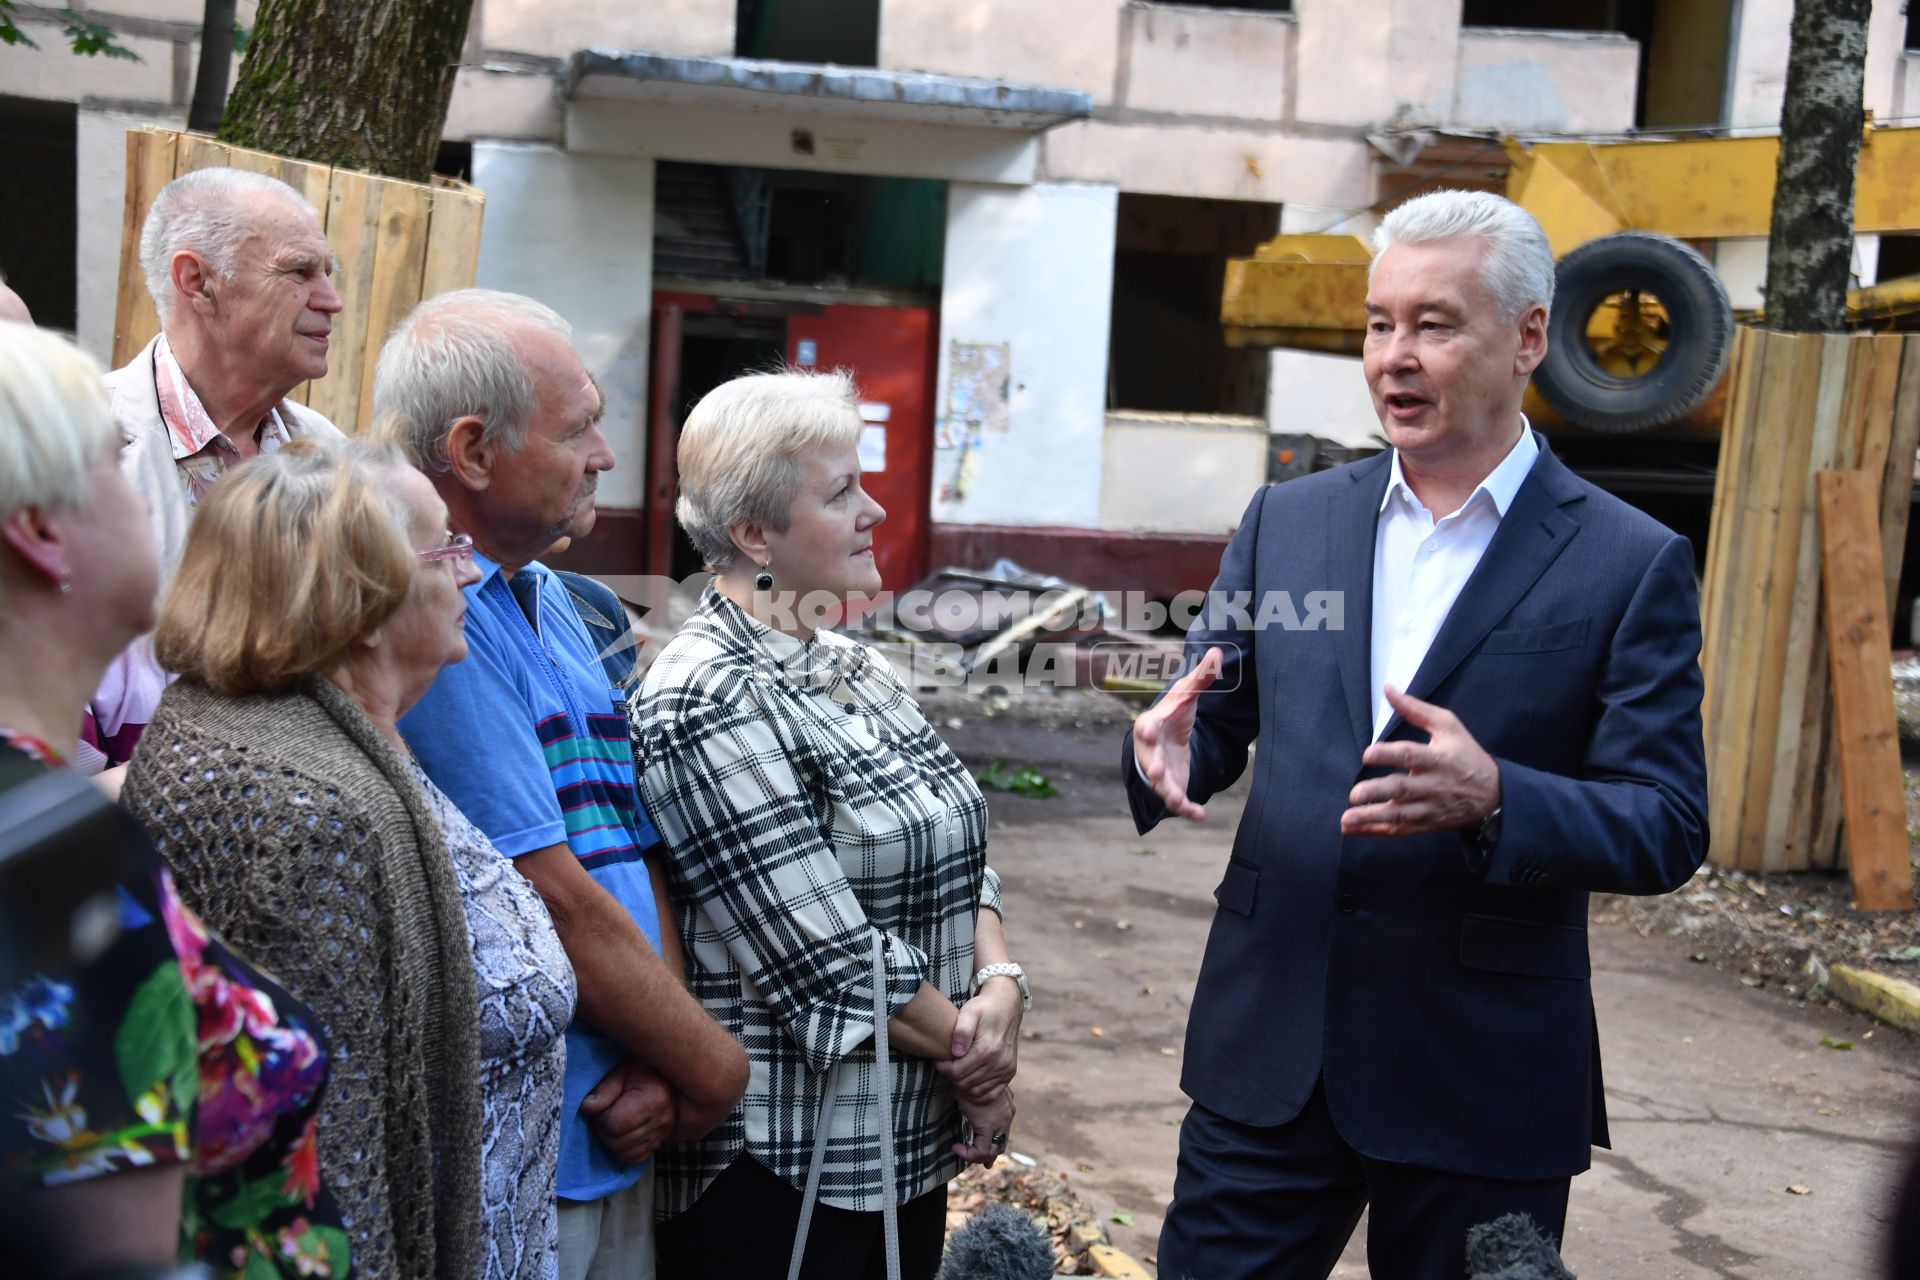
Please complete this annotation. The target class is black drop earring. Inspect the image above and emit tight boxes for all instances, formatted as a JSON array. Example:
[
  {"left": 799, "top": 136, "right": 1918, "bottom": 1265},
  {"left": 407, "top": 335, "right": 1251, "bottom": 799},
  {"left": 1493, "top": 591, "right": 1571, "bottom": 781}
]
[{"left": 754, "top": 564, "right": 774, "bottom": 592}]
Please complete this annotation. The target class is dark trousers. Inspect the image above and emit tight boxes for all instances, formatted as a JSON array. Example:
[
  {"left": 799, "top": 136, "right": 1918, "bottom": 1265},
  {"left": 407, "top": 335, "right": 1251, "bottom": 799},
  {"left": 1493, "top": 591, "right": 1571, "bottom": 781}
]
[
  {"left": 656, "top": 1155, "right": 949, "bottom": 1280},
  {"left": 1158, "top": 1082, "right": 1571, "bottom": 1280}
]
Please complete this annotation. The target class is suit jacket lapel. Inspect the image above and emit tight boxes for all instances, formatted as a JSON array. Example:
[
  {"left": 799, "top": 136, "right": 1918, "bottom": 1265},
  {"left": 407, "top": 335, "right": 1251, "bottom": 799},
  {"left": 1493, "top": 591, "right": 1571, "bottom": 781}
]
[
  {"left": 1379, "top": 443, "right": 1586, "bottom": 742},
  {"left": 1330, "top": 453, "right": 1393, "bottom": 753}
]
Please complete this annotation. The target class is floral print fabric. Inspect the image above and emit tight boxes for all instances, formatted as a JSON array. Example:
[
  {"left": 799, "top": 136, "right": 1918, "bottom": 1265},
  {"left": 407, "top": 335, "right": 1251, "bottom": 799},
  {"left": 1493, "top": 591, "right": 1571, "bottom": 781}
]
[{"left": 0, "top": 741, "right": 352, "bottom": 1278}]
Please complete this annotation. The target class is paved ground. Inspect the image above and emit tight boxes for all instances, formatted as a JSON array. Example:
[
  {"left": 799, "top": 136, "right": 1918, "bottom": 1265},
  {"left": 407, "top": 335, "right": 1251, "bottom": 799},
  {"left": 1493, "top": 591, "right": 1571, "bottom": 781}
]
[{"left": 938, "top": 691, "right": 1920, "bottom": 1279}]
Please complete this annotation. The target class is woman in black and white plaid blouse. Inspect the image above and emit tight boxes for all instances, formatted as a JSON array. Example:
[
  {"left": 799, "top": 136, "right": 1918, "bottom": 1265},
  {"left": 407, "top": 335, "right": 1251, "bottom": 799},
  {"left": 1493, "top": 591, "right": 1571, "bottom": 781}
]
[{"left": 632, "top": 369, "right": 1025, "bottom": 1280}]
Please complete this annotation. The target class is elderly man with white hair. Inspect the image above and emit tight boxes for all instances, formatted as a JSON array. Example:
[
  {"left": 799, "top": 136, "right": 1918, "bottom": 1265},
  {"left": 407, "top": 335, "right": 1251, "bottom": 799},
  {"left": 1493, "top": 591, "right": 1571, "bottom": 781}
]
[
  {"left": 85, "top": 166, "right": 344, "bottom": 774},
  {"left": 374, "top": 288, "right": 749, "bottom": 1280}
]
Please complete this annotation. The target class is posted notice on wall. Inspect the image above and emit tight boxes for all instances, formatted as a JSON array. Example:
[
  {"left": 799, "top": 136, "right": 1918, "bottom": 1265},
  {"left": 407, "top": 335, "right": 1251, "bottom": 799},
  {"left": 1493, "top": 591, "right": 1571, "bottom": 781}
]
[{"left": 947, "top": 341, "right": 1011, "bottom": 434}]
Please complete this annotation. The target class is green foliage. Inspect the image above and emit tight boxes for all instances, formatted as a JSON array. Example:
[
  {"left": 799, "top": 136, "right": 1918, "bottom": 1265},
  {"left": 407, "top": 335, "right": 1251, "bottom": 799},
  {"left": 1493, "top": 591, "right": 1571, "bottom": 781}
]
[
  {"left": 977, "top": 762, "right": 1061, "bottom": 799},
  {"left": 0, "top": 2, "right": 142, "bottom": 59}
]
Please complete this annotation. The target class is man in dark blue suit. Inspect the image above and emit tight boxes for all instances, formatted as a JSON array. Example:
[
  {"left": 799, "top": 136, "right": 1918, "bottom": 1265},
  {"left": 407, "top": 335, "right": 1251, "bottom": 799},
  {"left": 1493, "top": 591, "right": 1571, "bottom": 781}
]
[{"left": 1124, "top": 190, "right": 1708, "bottom": 1279}]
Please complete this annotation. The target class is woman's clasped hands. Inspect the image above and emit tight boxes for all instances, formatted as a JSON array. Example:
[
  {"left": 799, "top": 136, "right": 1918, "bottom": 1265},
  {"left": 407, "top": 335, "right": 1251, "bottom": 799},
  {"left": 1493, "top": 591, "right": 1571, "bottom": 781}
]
[{"left": 938, "top": 976, "right": 1024, "bottom": 1168}]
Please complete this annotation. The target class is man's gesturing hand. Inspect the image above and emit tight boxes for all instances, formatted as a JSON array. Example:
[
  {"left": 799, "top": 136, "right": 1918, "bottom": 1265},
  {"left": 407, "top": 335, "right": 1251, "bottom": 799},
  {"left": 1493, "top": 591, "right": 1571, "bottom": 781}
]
[
  {"left": 1131, "top": 646, "right": 1224, "bottom": 822},
  {"left": 1341, "top": 685, "right": 1501, "bottom": 837}
]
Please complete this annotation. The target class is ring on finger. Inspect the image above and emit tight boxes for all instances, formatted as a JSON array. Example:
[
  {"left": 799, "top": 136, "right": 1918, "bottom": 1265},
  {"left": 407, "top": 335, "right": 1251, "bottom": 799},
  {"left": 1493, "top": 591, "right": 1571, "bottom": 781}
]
[{"left": 992, "top": 1130, "right": 1009, "bottom": 1150}]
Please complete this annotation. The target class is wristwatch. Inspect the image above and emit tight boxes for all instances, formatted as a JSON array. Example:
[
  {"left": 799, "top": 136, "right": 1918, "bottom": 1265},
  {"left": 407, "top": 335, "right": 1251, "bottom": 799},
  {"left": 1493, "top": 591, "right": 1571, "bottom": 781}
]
[{"left": 972, "top": 962, "right": 1032, "bottom": 1011}]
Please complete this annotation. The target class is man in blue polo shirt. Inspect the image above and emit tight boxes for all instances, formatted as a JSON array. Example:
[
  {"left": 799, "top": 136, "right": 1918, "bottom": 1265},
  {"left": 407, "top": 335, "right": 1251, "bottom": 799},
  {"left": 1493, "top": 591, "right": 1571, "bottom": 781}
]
[{"left": 375, "top": 290, "right": 748, "bottom": 1280}]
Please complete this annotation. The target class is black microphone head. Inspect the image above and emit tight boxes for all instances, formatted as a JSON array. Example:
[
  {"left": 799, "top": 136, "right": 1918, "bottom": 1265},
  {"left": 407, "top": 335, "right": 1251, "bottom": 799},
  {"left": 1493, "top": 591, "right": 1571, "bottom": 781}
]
[
  {"left": 1465, "top": 1212, "right": 1576, "bottom": 1280},
  {"left": 938, "top": 1201, "right": 1056, "bottom": 1280}
]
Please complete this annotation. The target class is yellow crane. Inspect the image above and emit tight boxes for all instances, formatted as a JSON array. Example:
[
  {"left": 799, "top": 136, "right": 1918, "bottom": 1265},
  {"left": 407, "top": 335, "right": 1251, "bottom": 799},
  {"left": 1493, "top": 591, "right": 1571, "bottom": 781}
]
[{"left": 1222, "top": 122, "right": 1920, "bottom": 436}]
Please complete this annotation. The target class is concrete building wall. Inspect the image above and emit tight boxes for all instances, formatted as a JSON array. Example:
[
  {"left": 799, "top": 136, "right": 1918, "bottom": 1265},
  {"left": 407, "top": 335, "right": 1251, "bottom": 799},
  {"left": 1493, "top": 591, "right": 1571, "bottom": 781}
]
[
  {"left": 470, "top": 143, "right": 656, "bottom": 511},
  {"left": 1452, "top": 30, "right": 1640, "bottom": 134},
  {"left": 75, "top": 106, "right": 186, "bottom": 362},
  {"left": 1099, "top": 413, "right": 1267, "bottom": 535},
  {"left": 444, "top": 67, "right": 564, "bottom": 143},
  {"left": 0, "top": 27, "right": 181, "bottom": 106},
  {"left": 933, "top": 181, "right": 1117, "bottom": 529},
  {"left": 1726, "top": 0, "right": 1792, "bottom": 128},
  {"left": 1042, "top": 122, "right": 1373, "bottom": 206},
  {"left": 1730, "top": 0, "right": 1904, "bottom": 126},
  {"left": 1862, "top": 0, "right": 1910, "bottom": 119},
  {"left": 1894, "top": 53, "right": 1920, "bottom": 125},
  {"left": 1121, "top": 4, "right": 1292, "bottom": 123},
  {"left": 565, "top": 100, "right": 1039, "bottom": 185},
  {"left": 1292, "top": 0, "right": 1460, "bottom": 128},
  {"left": 478, "top": 0, "right": 733, "bottom": 62},
  {"left": 880, "top": 0, "right": 1124, "bottom": 101}
]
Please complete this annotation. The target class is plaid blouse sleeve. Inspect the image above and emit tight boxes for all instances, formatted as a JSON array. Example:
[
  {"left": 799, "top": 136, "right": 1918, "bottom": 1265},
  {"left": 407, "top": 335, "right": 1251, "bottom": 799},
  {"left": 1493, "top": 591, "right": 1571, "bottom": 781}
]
[
  {"left": 979, "top": 865, "right": 1004, "bottom": 919},
  {"left": 639, "top": 674, "right": 931, "bottom": 1075}
]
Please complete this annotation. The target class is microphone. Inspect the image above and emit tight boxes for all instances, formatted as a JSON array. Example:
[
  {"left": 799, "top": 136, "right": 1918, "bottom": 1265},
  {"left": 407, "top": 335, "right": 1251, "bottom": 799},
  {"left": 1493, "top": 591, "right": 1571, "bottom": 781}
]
[
  {"left": 1465, "top": 1212, "right": 1576, "bottom": 1280},
  {"left": 937, "top": 1202, "right": 1055, "bottom": 1280}
]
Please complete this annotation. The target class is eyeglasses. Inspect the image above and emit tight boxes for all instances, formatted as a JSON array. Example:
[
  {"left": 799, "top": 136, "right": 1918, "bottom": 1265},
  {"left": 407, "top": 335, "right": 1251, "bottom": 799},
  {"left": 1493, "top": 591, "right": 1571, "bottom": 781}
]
[{"left": 417, "top": 532, "right": 474, "bottom": 565}]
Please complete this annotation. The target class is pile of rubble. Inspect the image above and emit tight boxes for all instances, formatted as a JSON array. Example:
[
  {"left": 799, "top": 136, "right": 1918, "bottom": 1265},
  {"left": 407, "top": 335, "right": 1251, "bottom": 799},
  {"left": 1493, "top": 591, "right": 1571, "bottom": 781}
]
[
  {"left": 1593, "top": 861, "right": 1920, "bottom": 1002},
  {"left": 945, "top": 1159, "right": 1118, "bottom": 1276}
]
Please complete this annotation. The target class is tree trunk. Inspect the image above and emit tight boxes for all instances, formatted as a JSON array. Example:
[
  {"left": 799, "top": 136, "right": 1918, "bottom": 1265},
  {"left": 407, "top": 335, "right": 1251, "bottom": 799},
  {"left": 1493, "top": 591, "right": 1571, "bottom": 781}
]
[
  {"left": 216, "top": 0, "right": 472, "bottom": 183},
  {"left": 1762, "top": 0, "right": 1871, "bottom": 334},
  {"left": 187, "top": 0, "right": 236, "bottom": 134}
]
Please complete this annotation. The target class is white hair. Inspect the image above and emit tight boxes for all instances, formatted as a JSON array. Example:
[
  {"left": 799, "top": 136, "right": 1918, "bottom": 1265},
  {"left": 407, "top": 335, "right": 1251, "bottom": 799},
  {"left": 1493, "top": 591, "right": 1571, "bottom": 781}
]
[
  {"left": 675, "top": 368, "right": 864, "bottom": 571},
  {"left": 0, "top": 322, "right": 116, "bottom": 517},
  {"left": 1372, "top": 190, "right": 1555, "bottom": 322},
  {"left": 0, "top": 323, "right": 116, "bottom": 607},
  {"left": 370, "top": 288, "right": 574, "bottom": 472},
  {"left": 138, "top": 167, "right": 320, "bottom": 321}
]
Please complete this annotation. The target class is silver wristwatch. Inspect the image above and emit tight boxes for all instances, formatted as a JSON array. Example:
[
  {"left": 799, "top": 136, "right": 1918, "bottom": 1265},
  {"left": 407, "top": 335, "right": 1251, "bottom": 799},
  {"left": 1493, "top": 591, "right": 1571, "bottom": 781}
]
[{"left": 972, "top": 962, "right": 1032, "bottom": 1010}]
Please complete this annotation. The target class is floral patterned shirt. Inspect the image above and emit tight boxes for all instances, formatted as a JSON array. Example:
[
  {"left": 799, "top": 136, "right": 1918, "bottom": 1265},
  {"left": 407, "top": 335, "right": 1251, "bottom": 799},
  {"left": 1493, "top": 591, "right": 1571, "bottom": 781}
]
[{"left": 0, "top": 737, "right": 352, "bottom": 1278}]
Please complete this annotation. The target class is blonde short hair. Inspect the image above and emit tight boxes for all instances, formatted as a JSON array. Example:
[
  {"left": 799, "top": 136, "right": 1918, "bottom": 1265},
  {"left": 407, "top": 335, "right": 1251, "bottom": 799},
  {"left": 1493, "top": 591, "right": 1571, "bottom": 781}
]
[
  {"left": 0, "top": 321, "right": 117, "bottom": 520},
  {"left": 155, "top": 439, "right": 417, "bottom": 695},
  {"left": 675, "top": 368, "right": 863, "bottom": 570}
]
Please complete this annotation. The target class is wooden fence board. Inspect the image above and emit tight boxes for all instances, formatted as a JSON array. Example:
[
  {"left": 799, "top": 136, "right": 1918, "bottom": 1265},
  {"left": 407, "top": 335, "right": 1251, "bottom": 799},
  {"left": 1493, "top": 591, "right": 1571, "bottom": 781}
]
[
  {"left": 356, "top": 179, "right": 435, "bottom": 431},
  {"left": 1703, "top": 326, "right": 1766, "bottom": 866},
  {"left": 1705, "top": 329, "right": 1762, "bottom": 862},
  {"left": 1816, "top": 470, "right": 1917, "bottom": 911},
  {"left": 1769, "top": 335, "right": 1850, "bottom": 869},
  {"left": 421, "top": 185, "right": 486, "bottom": 302},
  {"left": 1704, "top": 326, "right": 1919, "bottom": 887},
  {"left": 113, "top": 126, "right": 484, "bottom": 432},
  {"left": 1881, "top": 340, "right": 1920, "bottom": 615},
  {"left": 1742, "top": 335, "right": 1822, "bottom": 868},
  {"left": 113, "top": 129, "right": 177, "bottom": 368},
  {"left": 304, "top": 174, "right": 378, "bottom": 430}
]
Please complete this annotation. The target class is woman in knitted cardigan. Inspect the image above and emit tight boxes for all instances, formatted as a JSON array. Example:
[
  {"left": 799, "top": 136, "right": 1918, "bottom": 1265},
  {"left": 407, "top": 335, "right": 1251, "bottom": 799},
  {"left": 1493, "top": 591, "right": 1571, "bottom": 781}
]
[{"left": 123, "top": 441, "right": 575, "bottom": 1280}]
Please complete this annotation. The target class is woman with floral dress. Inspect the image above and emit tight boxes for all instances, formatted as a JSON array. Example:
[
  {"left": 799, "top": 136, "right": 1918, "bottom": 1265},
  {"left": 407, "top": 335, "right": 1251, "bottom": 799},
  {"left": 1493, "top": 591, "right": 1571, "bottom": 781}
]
[{"left": 0, "top": 322, "right": 349, "bottom": 1278}]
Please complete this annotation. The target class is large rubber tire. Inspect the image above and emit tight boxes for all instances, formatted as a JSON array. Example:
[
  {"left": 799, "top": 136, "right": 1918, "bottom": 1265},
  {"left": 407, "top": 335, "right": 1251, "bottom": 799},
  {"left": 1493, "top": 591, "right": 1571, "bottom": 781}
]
[{"left": 1533, "top": 231, "right": 1734, "bottom": 435}]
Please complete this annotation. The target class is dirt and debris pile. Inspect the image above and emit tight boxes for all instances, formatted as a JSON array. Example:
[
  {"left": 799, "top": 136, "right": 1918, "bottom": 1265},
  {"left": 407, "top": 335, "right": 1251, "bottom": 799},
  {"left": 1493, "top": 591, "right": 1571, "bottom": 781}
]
[
  {"left": 1594, "top": 861, "right": 1920, "bottom": 1001},
  {"left": 945, "top": 1160, "right": 1113, "bottom": 1276}
]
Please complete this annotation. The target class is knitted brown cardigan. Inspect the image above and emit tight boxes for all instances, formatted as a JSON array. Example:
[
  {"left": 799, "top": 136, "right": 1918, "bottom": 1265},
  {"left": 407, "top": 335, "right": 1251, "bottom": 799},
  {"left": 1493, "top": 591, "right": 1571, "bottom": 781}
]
[{"left": 122, "top": 675, "right": 482, "bottom": 1280}]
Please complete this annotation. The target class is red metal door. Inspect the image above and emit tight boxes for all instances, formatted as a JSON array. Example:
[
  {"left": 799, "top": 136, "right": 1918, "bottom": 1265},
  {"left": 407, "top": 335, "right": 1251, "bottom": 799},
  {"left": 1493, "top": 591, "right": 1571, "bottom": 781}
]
[{"left": 786, "top": 305, "right": 935, "bottom": 592}]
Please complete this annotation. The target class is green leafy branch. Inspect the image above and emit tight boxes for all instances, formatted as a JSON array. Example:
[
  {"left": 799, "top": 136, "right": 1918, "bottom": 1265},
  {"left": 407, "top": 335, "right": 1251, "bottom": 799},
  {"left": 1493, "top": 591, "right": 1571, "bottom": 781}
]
[{"left": 0, "top": 2, "right": 142, "bottom": 60}]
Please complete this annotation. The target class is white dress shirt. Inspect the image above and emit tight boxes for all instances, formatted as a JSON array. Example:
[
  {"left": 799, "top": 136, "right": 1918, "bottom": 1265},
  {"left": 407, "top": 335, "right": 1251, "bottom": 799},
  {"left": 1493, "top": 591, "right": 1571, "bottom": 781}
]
[{"left": 1370, "top": 423, "right": 1540, "bottom": 739}]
